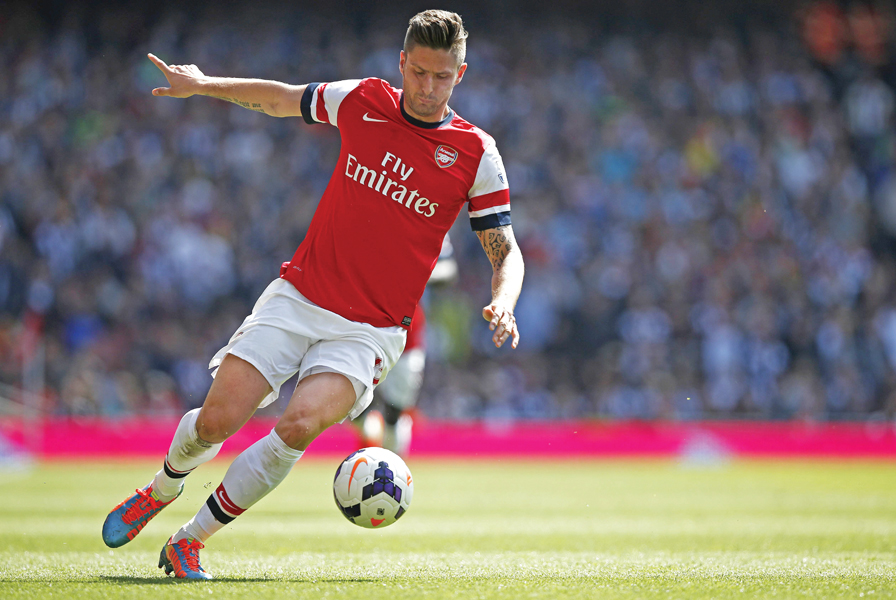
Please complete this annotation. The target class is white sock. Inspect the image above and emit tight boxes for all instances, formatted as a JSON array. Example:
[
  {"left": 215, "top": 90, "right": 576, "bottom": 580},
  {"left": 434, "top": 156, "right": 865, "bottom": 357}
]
[
  {"left": 152, "top": 408, "right": 223, "bottom": 502},
  {"left": 173, "top": 429, "right": 303, "bottom": 543}
]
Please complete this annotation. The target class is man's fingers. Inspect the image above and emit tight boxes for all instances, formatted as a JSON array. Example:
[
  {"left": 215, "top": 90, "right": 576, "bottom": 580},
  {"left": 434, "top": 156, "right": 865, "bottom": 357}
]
[
  {"left": 483, "top": 306, "right": 497, "bottom": 330},
  {"left": 148, "top": 54, "right": 176, "bottom": 98},
  {"left": 485, "top": 305, "right": 504, "bottom": 330},
  {"left": 484, "top": 305, "right": 518, "bottom": 348},
  {"left": 490, "top": 316, "right": 517, "bottom": 348},
  {"left": 147, "top": 53, "right": 171, "bottom": 73},
  {"left": 495, "top": 328, "right": 514, "bottom": 348}
]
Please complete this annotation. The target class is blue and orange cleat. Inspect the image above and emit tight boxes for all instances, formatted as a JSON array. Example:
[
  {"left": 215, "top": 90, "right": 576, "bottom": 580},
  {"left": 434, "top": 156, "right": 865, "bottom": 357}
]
[
  {"left": 159, "top": 536, "right": 213, "bottom": 580},
  {"left": 102, "top": 484, "right": 181, "bottom": 548}
]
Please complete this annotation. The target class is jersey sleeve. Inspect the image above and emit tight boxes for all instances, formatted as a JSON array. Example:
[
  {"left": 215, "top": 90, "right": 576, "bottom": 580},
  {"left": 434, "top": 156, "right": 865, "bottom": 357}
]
[
  {"left": 301, "top": 80, "right": 362, "bottom": 128},
  {"left": 467, "top": 140, "right": 511, "bottom": 231}
]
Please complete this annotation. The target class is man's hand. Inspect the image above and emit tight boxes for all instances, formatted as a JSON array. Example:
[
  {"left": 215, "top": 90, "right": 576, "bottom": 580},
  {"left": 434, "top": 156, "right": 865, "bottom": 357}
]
[
  {"left": 148, "top": 53, "right": 205, "bottom": 98},
  {"left": 483, "top": 303, "right": 519, "bottom": 349},
  {"left": 145, "top": 54, "right": 305, "bottom": 117}
]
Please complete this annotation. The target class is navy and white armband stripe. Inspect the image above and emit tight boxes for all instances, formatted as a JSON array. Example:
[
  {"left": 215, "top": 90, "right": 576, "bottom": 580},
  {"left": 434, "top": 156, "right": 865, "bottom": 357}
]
[
  {"left": 470, "top": 205, "right": 512, "bottom": 231},
  {"left": 300, "top": 80, "right": 362, "bottom": 127},
  {"left": 467, "top": 139, "right": 511, "bottom": 231},
  {"left": 301, "top": 83, "right": 322, "bottom": 125}
]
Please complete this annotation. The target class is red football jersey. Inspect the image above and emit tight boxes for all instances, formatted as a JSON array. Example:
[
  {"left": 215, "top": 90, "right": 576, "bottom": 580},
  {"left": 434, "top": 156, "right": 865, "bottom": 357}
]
[{"left": 282, "top": 78, "right": 511, "bottom": 329}]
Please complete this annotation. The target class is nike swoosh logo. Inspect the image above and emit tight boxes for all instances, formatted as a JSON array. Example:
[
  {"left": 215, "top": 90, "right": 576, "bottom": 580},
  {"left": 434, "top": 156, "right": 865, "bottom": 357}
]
[
  {"left": 349, "top": 457, "right": 368, "bottom": 489},
  {"left": 363, "top": 113, "right": 388, "bottom": 123}
]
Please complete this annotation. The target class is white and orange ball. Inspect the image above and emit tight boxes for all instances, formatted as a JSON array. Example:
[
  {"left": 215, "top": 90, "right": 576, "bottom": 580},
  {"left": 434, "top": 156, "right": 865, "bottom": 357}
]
[{"left": 333, "top": 447, "right": 413, "bottom": 529}]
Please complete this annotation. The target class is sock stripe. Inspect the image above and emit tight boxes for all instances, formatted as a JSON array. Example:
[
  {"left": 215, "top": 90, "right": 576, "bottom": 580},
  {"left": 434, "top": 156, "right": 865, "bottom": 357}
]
[
  {"left": 205, "top": 494, "right": 235, "bottom": 524},
  {"left": 205, "top": 483, "right": 246, "bottom": 525},
  {"left": 163, "top": 459, "right": 192, "bottom": 480},
  {"left": 215, "top": 484, "right": 246, "bottom": 516}
]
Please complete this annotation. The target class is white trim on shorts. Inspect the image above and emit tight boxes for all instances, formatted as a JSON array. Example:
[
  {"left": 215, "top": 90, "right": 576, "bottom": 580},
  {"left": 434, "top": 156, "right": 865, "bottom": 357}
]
[{"left": 209, "top": 278, "right": 407, "bottom": 421}]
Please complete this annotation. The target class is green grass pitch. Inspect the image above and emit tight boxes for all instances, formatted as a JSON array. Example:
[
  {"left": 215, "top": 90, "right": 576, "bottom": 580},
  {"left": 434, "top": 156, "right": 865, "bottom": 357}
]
[{"left": 0, "top": 456, "right": 894, "bottom": 599}]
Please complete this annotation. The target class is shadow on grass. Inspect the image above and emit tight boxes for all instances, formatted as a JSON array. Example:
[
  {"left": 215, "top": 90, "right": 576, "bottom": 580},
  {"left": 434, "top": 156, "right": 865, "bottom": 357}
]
[
  {"left": 96, "top": 576, "right": 179, "bottom": 585},
  {"left": 98, "top": 575, "right": 384, "bottom": 584}
]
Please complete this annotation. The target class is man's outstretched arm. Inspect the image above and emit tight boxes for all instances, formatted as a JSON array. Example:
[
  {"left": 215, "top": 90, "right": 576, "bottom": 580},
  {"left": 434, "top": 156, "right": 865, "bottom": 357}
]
[
  {"left": 476, "top": 224, "right": 525, "bottom": 349},
  {"left": 147, "top": 53, "right": 306, "bottom": 118}
]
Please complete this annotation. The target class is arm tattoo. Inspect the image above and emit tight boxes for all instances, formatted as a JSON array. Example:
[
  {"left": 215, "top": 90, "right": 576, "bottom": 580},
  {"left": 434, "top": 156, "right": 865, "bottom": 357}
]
[
  {"left": 218, "top": 97, "right": 266, "bottom": 114},
  {"left": 476, "top": 226, "right": 515, "bottom": 271}
]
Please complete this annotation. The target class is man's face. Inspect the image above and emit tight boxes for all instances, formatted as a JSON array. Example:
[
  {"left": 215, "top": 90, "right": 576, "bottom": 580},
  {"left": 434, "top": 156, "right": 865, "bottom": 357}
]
[{"left": 399, "top": 45, "right": 466, "bottom": 122}]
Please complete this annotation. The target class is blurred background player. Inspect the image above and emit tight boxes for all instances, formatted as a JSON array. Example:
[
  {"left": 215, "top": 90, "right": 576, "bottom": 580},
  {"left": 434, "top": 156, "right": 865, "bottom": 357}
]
[{"left": 359, "top": 235, "right": 458, "bottom": 455}]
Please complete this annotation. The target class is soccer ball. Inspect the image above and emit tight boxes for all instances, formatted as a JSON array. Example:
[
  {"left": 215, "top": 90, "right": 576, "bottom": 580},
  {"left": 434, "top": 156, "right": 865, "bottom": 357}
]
[{"left": 333, "top": 447, "right": 413, "bottom": 528}]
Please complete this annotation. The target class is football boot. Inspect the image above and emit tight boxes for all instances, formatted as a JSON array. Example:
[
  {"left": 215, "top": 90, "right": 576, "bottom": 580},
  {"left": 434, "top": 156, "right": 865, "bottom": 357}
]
[
  {"left": 102, "top": 483, "right": 181, "bottom": 548},
  {"left": 159, "top": 536, "right": 213, "bottom": 580}
]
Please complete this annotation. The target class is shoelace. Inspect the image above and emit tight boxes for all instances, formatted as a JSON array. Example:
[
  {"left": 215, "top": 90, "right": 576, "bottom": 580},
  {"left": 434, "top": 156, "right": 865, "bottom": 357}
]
[
  {"left": 177, "top": 539, "right": 206, "bottom": 572},
  {"left": 122, "top": 488, "right": 163, "bottom": 524}
]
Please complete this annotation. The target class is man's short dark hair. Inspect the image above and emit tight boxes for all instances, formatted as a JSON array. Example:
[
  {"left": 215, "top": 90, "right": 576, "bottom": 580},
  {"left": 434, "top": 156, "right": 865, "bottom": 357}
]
[{"left": 404, "top": 10, "right": 468, "bottom": 66}]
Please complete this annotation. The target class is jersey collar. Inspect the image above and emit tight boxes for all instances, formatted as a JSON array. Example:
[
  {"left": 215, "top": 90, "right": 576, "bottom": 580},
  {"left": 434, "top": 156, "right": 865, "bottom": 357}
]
[{"left": 400, "top": 93, "right": 454, "bottom": 129}]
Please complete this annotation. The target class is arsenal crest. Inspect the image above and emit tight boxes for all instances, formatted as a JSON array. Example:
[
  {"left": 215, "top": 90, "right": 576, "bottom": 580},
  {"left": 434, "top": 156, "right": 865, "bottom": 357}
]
[{"left": 434, "top": 145, "right": 458, "bottom": 168}]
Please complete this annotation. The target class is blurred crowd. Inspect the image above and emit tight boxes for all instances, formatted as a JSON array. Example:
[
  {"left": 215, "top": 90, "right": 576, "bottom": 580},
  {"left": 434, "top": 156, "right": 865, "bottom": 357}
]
[{"left": 2, "top": 1, "right": 896, "bottom": 421}]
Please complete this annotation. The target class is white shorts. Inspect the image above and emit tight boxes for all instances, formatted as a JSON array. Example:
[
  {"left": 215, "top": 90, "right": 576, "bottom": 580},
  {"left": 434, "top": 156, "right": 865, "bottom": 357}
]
[
  {"left": 210, "top": 278, "right": 407, "bottom": 421},
  {"left": 375, "top": 348, "right": 425, "bottom": 410}
]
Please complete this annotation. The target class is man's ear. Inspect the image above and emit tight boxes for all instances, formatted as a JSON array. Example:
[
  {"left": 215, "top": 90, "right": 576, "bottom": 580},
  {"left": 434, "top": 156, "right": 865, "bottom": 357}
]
[{"left": 455, "top": 62, "right": 467, "bottom": 85}]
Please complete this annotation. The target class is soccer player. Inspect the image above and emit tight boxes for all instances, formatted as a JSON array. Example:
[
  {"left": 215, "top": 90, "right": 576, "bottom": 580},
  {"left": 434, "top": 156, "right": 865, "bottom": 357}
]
[{"left": 101, "top": 10, "right": 524, "bottom": 580}]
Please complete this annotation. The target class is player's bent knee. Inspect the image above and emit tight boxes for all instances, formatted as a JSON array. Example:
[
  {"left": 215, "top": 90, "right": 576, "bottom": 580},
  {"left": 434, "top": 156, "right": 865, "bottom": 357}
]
[
  {"left": 274, "top": 411, "right": 339, "bottom": 451},
  {"left": 275, "top": 372, "right": 358, "bottom": 449},
  {"left": 195, "top": 354, "right": 272, "bottom": 443},
  {"left": 196, "top": 406, "right": 243, "bottom": 444}
]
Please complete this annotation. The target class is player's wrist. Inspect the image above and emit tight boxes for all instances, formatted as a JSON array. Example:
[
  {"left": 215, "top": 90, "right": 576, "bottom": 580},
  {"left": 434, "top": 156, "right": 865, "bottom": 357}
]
[
  {"left": 194, "top": 76, "right": 223, "bottom": 97},
  {"left": 488, "top": 297, "right": 516, "bottom": 312}
]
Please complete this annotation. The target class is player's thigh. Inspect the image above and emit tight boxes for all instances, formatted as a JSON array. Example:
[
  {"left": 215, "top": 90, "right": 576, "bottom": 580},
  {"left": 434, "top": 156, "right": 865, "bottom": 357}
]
[
  {"left": 198, "top": 354, "right": 272, "bottom": 443},
  {"left": 275, "top": 372, "right": 358, "bottom": 450}
]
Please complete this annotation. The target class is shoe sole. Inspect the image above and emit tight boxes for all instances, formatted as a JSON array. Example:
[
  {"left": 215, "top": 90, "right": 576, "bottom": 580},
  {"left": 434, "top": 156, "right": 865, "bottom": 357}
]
[{"left": 159, "top": 546, "right": 174, "bottom": 575}]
